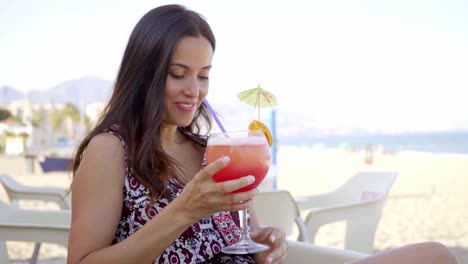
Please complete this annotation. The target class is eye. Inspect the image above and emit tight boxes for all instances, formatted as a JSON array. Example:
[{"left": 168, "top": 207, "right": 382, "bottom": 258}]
[
  {"left": 169, "top": 73, "right": 185, "bottom": 80},
  {"left": 198, "top": 75, "right": 209, "bottom": 80}
]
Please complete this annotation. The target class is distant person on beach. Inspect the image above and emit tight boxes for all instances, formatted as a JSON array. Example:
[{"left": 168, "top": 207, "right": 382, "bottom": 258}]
[
  {"left": 66, "top": 4, "right": 459, "bottom": 264},
  {"left": 364, "top": 143, "right": 374, "bottom": 165}
]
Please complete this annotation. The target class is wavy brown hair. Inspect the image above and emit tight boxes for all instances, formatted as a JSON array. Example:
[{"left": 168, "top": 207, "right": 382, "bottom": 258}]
[{"left": 72, "top": 5, "right": 215, "bottom": 200}]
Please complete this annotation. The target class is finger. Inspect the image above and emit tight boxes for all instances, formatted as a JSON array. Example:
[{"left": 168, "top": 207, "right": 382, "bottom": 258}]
[
  {"left": 226, "top": 199, "right": 254, "bottom": 211},
  {"left": 250, "top": 229, "right": 269, "bottom": 241},
  {"left": 197, "top": 156, "right": 230, "bottom": 181},
  {"left": 269, "top": 228, "right": 285, "bottom": 245},
  {"left": 226, "top": 189, "right": 257, "bottom": 205},
  {"left": 267, "top": 241, "right": 288, "bottom": 264},
  {"left": 251, "top": 227, "right": 273, "bottom": 240},
  {"left": 218, "top": 200, "right": 252, "bottom": 212},
  {"left": 250, "top": 229, "right": 264, "bottom": 239},
  {"left": 217, "top": 175, "right": 255, "bottom": 193},
  {"left": 266, "top": 246, "right": 286, "bottom": 263}
]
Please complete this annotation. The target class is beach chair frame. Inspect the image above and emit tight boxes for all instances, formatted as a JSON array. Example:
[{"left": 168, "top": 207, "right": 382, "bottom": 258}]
[
  {"left": 254, "top": 189, "right": 308, "bottom": 242},
  {"left": 0, "top": 200, "right": 70, "bottom": 264},
  {"left": 0, "top": 174, "right": 70, "bottom": 264},
  {"left": 295, "top": 171, "right": 397, "bottom": 253}
]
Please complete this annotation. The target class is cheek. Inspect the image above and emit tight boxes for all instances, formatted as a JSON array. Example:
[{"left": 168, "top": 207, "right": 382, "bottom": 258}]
[
  {"left": 200, "top": 85, "right": 209, "bottom": 98},
  {"left": 165, "top": 77, "right": 181, "bottom": 96}
]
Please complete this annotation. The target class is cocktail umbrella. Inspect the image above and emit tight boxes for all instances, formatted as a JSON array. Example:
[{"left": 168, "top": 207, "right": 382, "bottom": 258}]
[{"left": 237, "top": 85, "right": 277, "bottom": 120}]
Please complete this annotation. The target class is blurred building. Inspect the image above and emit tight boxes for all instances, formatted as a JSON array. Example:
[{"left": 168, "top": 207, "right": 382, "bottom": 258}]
[{"left": 0, "top": 98, "right": 94, "bottom": 154}]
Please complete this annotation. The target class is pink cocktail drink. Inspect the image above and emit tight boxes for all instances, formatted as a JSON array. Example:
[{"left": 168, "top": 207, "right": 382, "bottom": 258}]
[
  {"left": 206, "top": 135, "right": 271, "bottom": 193},
  {"left": 206, "top": 131, "right": 272, "bottom": 254}
]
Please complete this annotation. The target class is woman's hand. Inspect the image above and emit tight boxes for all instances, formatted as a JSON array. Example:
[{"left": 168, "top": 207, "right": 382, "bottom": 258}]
[
  {"left": 251, "top": 227, "right": 288, "bottom": 264},
  {"left": 176, "top": 156, "right": 257, "bottom": 222}
]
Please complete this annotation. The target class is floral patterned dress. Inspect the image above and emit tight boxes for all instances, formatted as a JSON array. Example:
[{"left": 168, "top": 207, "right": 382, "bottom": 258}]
[{"left": 106, "top": 125, "right": 256, "bottom": 264}]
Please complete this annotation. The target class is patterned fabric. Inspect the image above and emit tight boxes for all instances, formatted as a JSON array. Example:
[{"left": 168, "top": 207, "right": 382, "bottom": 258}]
[{"left": 106, "top": 125, "right": 255, "bottom": 264}]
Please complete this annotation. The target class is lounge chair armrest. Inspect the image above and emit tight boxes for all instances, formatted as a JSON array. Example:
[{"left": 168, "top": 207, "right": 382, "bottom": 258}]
[
  {"left": 9, "top": 188, "right": 70, "bottom": 209},
  {"left": 305, "top": 200, "right": 381, "bottom": 224},
  {"left": 295, "top": 192, "right": 344, "bottom": 210},
  {"left": 295, "top": 216, "right": 309, "bottom": 243},
  {"left": 0, "top": 205, "right": 71, "bottom": 228},
  {"left": 311, "top": 199, "right": 384, "bottom": 213},
  {"left": 0, "top": 201, "right": 70, "bottom": 248},
  {"left": 0, "top": 174, "right": 70, "bottom": 209}
]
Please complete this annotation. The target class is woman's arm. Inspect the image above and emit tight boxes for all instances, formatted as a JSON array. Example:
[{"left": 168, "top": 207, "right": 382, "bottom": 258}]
[
  {"left": 67, "top": 134, "right": 194, "bottom": 264},
  {"left": 67, "top": 133, "right": 258, "bottom": 264}
]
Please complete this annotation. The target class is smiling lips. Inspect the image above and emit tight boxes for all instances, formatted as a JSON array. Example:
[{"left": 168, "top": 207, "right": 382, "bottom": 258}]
[{"left": 175, "top": 102, "right": 197, "bottom": 112}]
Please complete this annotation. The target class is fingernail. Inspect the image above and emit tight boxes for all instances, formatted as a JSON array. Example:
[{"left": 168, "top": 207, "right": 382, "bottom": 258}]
[
  {"left": 246, "top": 175, "right": 255, "bottom": 184},
  {"left": 270, "top": 235, "right": 276, "bottom": 242},
  {"left": 221, "top": 156, "right": 230, "bottom": 164},
  {"left": 268, "top": 256, "right": 273, "bottom": 263}
]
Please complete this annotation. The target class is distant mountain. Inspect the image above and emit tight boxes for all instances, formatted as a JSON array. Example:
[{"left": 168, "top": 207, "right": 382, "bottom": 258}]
[
  {"left": 29, "top": 77, "right": 113, "bottom": 108},
  {"left": 0, "top": 77, "right": 113, "bottom": 109},
  {"left": 3, "top": 77, "right": 465, "bottom": 137},
  {"left": 0, "top": 85, "right": 24, "bottom": 105}
]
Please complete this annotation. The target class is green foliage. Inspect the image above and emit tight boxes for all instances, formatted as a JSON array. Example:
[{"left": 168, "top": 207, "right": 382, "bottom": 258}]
[
  {"left": 31, "top": 109, "right": 45, "bottom": 127},
  {"left": 51, "top": 102, "right": 82, "bottom": 130},
  {"left": 0, "top": 108, "right": 12, "bottom": 121},
  {"left": 0, "top": 135, "right": 5, "bottom": 152},
  {"left": 62, "top": 103, "right": 81, "bottom": 121}
]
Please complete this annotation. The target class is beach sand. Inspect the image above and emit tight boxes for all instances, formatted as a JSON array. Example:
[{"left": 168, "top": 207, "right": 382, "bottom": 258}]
[
  {"left": 277, "top": 147, "right": 468, "bottom": 263},
  {"left": 1, "top": 147, "right": 467, "bottom": 263}
]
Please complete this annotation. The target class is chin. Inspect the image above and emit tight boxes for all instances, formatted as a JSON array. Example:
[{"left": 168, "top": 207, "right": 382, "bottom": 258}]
[
  {"left": 176, "top": 118, "right": 195, "bottom": 128},
  {"left": 164, "top": 112, "right": 197, "bottom": 128}
]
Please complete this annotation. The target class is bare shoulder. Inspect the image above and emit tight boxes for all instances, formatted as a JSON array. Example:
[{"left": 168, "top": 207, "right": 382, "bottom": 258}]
[
  {"left": 69, "top": 133, "right": 127, "bottom": 257},
  {"left": 86, "top": 133, "right": 125, "bottom": 156},
  {"left": 75, "top": 133, "right": 126, "bottom": 184}
]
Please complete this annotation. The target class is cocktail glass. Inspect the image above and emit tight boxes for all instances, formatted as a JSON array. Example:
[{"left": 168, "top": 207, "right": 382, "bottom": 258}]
[{"left": 206, "top": 130, "right": 271, "bottom": 254}]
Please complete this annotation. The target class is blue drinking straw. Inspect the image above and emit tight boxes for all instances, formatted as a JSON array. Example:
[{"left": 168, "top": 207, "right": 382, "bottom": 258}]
[{"left": 203, "top": 98, "right": 227, "bottom": 133}]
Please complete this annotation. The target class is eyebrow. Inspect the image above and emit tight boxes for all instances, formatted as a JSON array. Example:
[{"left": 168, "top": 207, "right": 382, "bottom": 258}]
[{"left": 170, "top": 63, "right": 212, "bottom": 70}]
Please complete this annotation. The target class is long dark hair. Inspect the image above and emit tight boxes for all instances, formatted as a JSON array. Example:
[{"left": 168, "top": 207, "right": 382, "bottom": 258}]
[{"left": 72, "top": 4, "right": 215, "bottom": 200}]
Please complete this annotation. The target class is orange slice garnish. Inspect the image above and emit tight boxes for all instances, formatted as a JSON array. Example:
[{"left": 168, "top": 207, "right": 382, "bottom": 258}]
[{"left": 249, "top": 120, "right": 273, "bottom": 147}]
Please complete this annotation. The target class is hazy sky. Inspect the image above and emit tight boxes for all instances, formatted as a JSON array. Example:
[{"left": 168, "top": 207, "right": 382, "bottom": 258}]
[{"left": 1, "top": 0, "right": 467, "bottom": 132}]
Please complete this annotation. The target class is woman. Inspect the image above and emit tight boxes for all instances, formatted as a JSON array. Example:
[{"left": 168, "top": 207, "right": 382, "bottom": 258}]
[
  {"left": 67, "top": 4, "right": 459, "bottom": 264},
  {"left": 67, "top": 4, "right": 286, "bottom": 264}
]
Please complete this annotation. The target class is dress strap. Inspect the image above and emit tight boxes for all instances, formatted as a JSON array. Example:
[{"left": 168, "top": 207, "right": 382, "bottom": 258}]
[{"left": 104, "top": 124, "right": 131, "bottom": 174}]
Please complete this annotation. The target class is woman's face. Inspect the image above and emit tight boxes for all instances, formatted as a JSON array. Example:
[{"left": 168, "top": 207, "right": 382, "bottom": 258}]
[{"left": 163, "top": 36, "right": 213, "bottom": 127}]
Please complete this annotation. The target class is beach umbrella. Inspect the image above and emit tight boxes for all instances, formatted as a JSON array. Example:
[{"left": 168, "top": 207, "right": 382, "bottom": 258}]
[{"left": 237, "top": 85, "right": 277, "bottom": 120}]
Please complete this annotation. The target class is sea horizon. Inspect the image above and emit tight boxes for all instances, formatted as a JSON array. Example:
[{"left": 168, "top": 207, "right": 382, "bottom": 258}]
[{"left": 278, "top": 130, "right": 468, "bottom": 156}]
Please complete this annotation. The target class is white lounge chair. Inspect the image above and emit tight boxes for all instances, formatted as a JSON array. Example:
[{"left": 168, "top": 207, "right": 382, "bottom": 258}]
[
  {"left": 0, "top": 174, "right": 71, "bottom": 209},
  {"left": 0, "top": 178, "right": 368, "bottom": 264},
  {"left": 0, "top": 174, "right": 70, "bottom": 264},
  {"left": 254, "top": 189, "right": 308, "bottom": 242},
  {"left": 295, "top": 171, "right": 397, "bottom": 254},
  {"left": 0, "top": 199, "right": 70, "bottom": 264}
]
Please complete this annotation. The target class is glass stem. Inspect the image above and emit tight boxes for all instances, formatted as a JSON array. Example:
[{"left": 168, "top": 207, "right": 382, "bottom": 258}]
[{"left": 239, "top": 208, "right": 251, "bottom": 240}]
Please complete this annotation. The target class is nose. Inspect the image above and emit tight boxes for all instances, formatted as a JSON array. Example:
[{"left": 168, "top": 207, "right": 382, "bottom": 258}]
[{"left": 184, "top": 76, "right": 200, "bottom": 97}]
